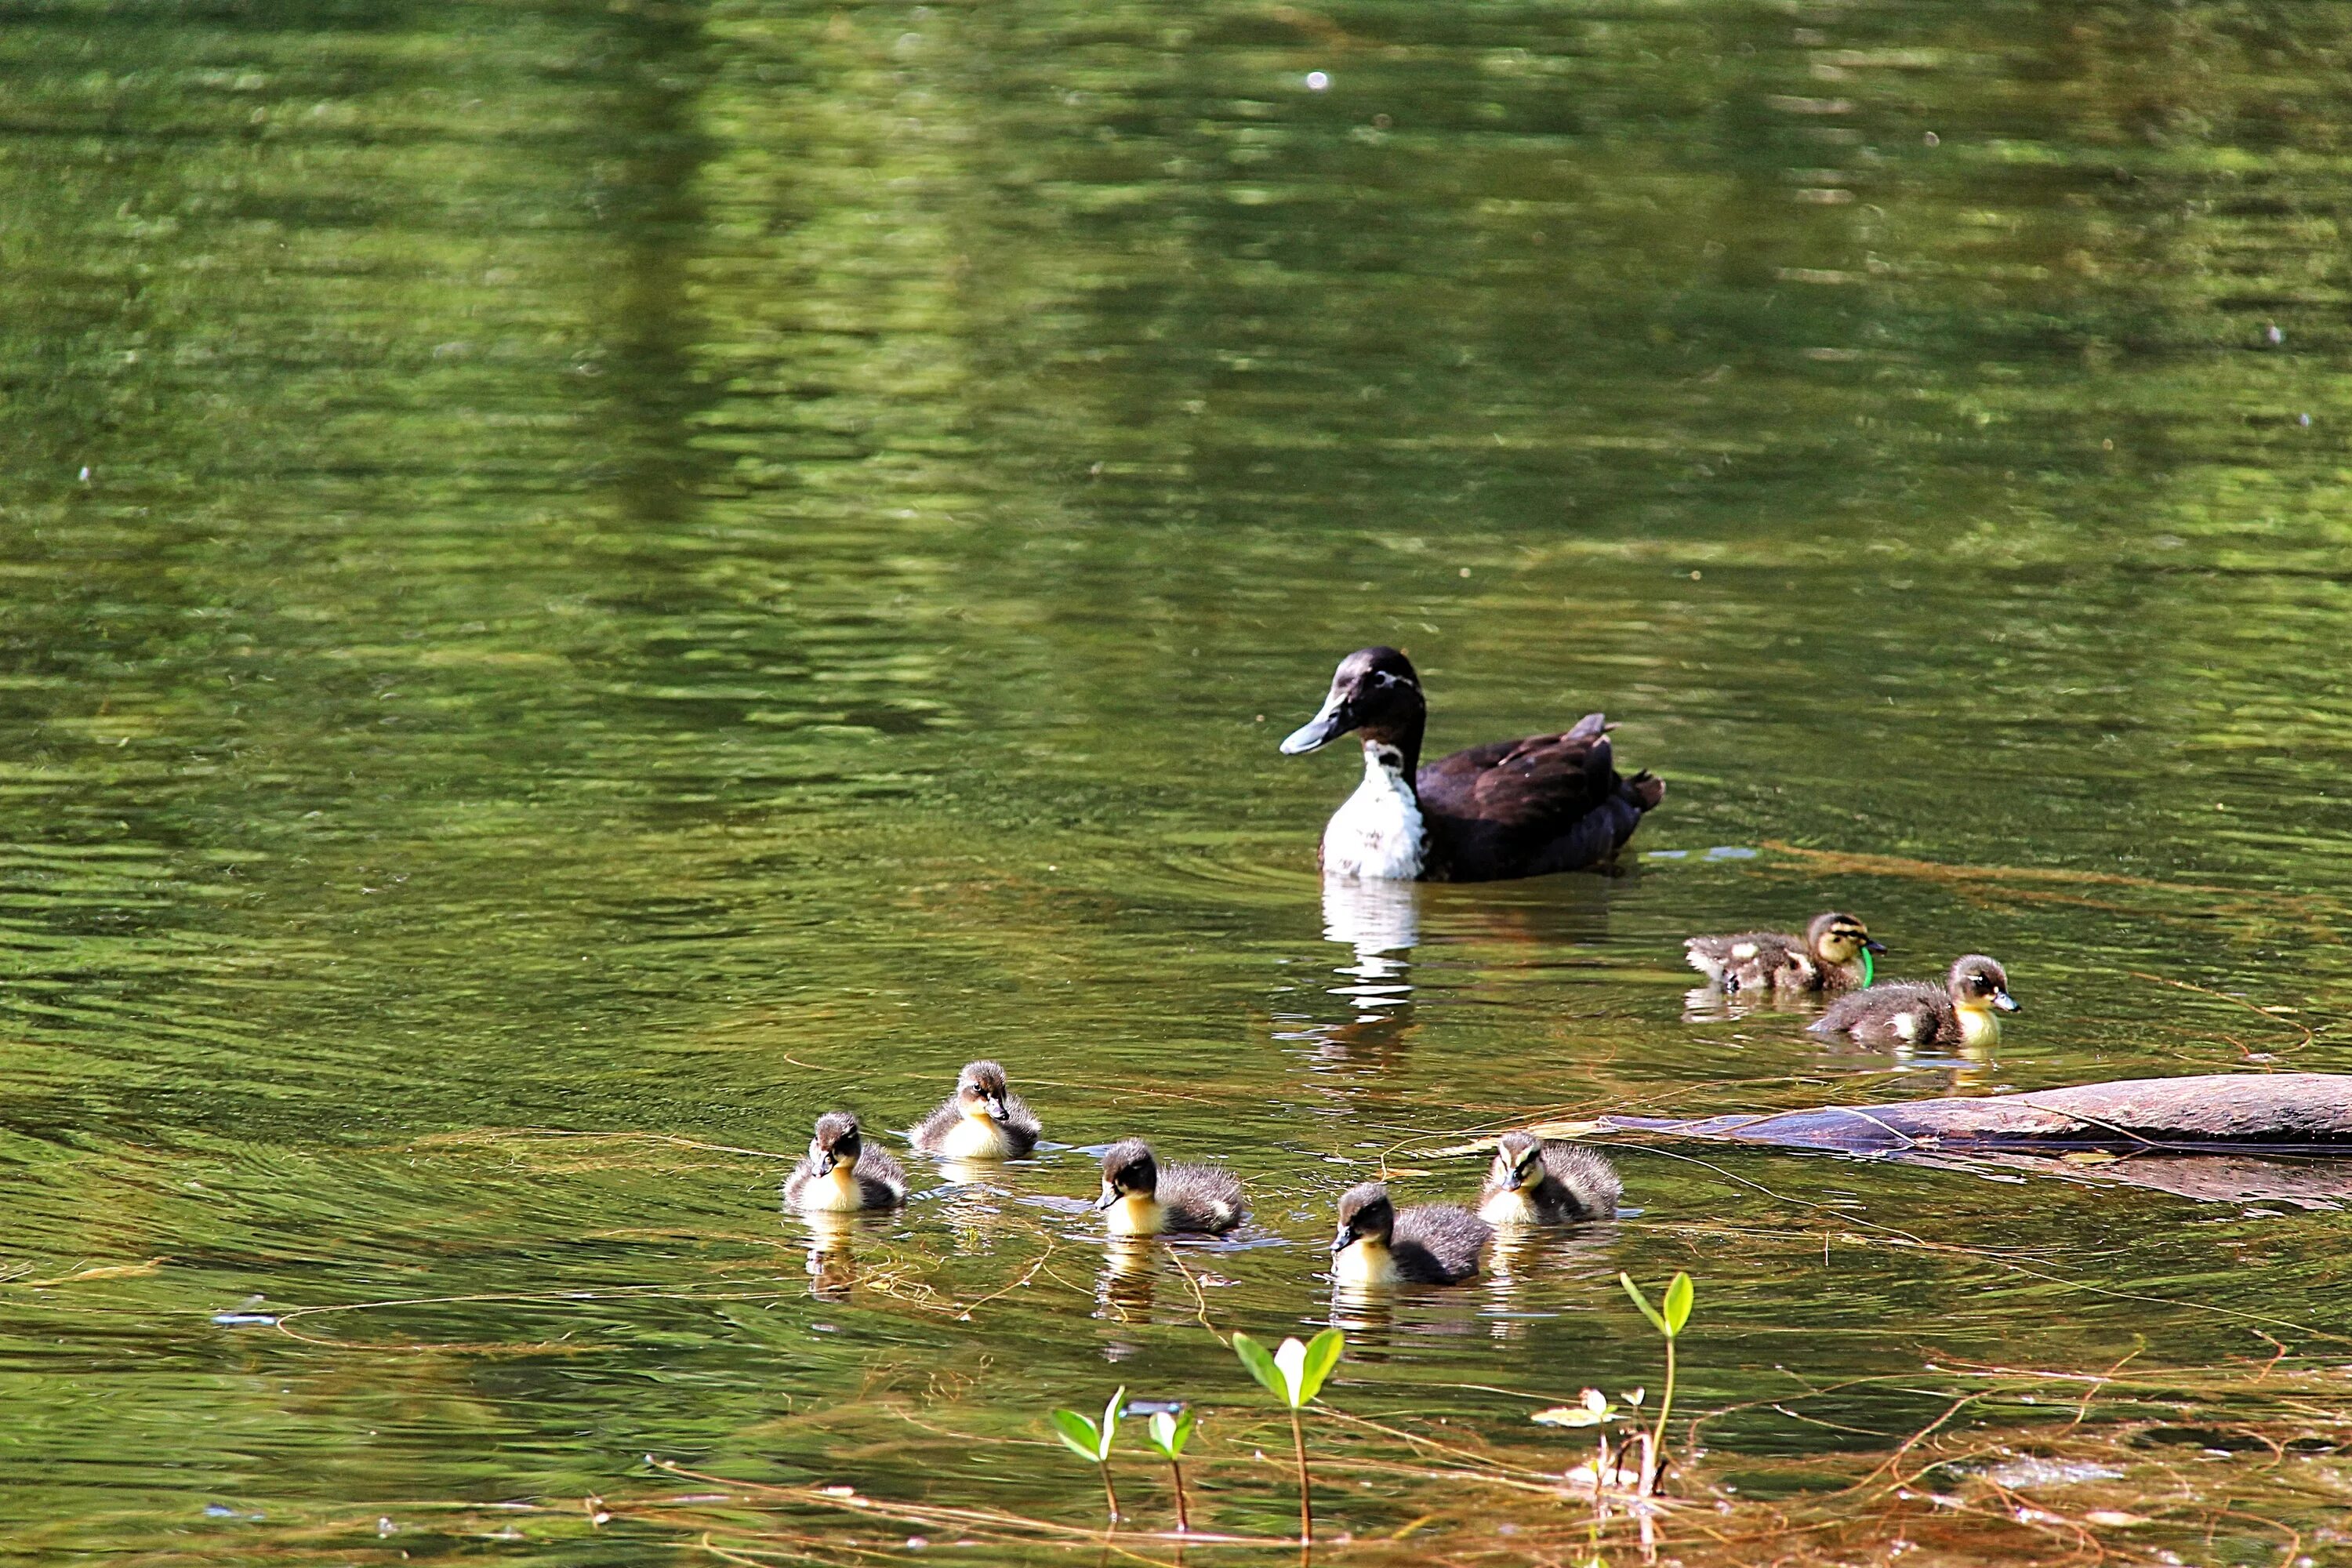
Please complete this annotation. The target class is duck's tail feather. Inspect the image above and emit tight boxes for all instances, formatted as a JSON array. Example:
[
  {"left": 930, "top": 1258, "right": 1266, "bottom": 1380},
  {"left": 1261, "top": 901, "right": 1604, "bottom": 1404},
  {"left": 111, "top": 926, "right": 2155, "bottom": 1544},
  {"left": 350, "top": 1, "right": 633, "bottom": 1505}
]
[{"left": 1683, "top": 938, "right": 1726, "bottom": 981}]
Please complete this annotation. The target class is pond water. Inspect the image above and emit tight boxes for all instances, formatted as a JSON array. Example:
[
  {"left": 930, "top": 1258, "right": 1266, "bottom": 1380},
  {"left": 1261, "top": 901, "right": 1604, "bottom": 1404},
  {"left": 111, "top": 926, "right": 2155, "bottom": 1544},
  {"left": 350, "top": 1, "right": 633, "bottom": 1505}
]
[{"left": 5, "top": 0, "right": 2352, "bottom": 1562}]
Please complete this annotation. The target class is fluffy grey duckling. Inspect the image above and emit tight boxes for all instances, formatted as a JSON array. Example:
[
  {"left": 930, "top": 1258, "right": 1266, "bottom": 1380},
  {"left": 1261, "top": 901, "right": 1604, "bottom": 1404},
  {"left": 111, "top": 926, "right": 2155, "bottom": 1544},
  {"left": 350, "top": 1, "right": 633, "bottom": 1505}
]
[
  {"left": 1807, "top": 954, "right": 2020, "bottom": 1048},
  {"left": 1684, "top": 911, "right": 1885, "bottom": 994},
  {"left": 1476, "top": 1133, "right": 1622, "bottom": 1227},
  {"left": 784, "top": 1112, "right": 909, "bottom": 1213},
  {"left": 1094, "top": 1139, "right": 1247, "bottom": 1236},
  {"left": 909, "top": 1059, "right": 1042, "bottom": 1158},
  {"left": 1330, "top": 1181, "right": 1492, "bottom": 1286}
]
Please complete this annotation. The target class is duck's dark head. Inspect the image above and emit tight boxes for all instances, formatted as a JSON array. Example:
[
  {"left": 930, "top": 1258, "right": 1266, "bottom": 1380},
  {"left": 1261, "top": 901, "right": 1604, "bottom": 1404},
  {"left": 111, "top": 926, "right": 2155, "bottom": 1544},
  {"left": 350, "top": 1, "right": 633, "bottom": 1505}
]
[
  {"left": 955, "top": 1059, "right": 1011, "bottom": 1122},
  {"left": 1948, "top": 954, "right": 2020, "bottom": 1013},
  {"left": 1806, "top": 912, "right": 1886, "bottom": 967},
  {"left": 1332, "top": 1181, "right": 1396, "bottom": 1252},
  {"left": 1095, "top": 1139, "right": 1159, "bottom": 1208},
  {"left": 809, "top": 1112, "right": 863, "bottom": 1173},
  {"left": 1281, "top": 647, "right": 1426, "bottom": 765},
  {"left": 1489, "top": 1132, "right": 1545, "bottom": 1194}
]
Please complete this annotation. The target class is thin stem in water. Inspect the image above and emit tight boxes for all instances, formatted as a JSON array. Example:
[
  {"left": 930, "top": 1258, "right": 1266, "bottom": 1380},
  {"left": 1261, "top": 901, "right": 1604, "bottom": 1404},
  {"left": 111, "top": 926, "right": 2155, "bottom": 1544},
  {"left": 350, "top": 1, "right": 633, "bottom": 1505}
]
[
  {"left": 1650, "top": 1336, "right": 1678, "bottom": 1490},
  {"left": 1167, "top": 1459, "right": 1189, "bottom": 1534},
  {"left": 1288, "top": 1406, "right": 1312, "bottom": 1547},
  {"left": 1099, "top": 1461, "right": 1121, "bottom": 1527}
]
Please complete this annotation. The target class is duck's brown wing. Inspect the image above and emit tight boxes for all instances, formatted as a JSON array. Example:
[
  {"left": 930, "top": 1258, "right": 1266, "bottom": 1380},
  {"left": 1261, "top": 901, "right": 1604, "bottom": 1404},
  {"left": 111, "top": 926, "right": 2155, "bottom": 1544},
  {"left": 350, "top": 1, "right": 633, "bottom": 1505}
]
[
  {"left": 1417, "top": 716, "right": 1613, "bottom": 819},
  {"left": 1416, "top": 715, "right": 1660, "bottom": 880}
]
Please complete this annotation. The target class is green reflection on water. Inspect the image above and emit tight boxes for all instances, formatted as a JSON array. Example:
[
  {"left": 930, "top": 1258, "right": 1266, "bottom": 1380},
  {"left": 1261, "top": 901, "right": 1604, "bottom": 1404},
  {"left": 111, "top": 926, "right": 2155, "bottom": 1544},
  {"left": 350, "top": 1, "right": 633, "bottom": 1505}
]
[{"left": 2, "top": 0, "right": 2350, "bottom": 1557}]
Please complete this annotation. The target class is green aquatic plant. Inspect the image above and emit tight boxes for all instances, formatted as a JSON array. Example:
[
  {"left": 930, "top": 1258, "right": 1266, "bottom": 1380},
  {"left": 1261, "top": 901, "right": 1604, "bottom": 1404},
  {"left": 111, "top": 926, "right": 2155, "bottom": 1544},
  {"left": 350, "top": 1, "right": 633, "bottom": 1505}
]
[
  {"left": 1142, "top": 1405, "right": 1198, "bottom": 1534},
  {"left": 1530, "top": 1386, "right": 1624, "bottom": 1430},
  {"left": 1619, "top": 1271, "right": 1695, "bottom": 1491},
  {"left": 1233, "top": 1327, "right": 1344, "bottom": 1545},
  {"left": 1048, "top": 1385, "right": 1126, "bottom": 1525}
]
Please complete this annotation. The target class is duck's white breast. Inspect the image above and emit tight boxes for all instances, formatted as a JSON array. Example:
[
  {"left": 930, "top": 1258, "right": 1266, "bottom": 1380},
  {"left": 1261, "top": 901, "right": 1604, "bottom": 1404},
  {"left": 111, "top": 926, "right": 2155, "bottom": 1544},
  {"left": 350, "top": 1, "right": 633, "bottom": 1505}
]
[{"left": 1321, "top": 746, "right": 1425, "bottom": 880}]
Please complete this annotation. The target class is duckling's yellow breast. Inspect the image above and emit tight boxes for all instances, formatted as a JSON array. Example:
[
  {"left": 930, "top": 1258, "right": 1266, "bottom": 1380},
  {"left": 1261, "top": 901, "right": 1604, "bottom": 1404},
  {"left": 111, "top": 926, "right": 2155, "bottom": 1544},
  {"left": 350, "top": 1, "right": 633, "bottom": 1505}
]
[
  {"left": 1478, "top": 1188, "right": 1542, "bottom": 1227},
  {"left": 795, "top": 1162, "right": 868, "bottom": 1214},
  {"left": 1332, "top": 1238, "right": 1401, "bottom": 1285},
  {"left": 1105, "top": 1194, "right": 1165, "bottom": 1236},
  {"left": 939, "top": 1114, "right": 1011, "bottom": 1159},
  {"left": 1956, "top": 1004, "right": 2002, "bottom": 1046}
]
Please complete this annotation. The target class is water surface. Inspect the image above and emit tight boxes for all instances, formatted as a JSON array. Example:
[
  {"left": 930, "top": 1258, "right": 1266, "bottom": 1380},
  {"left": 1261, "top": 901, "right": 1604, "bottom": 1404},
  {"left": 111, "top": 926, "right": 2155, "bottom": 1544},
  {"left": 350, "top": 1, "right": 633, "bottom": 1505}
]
[{"left": 3, "top": 0, "right": 2351, "bottom": 1560}]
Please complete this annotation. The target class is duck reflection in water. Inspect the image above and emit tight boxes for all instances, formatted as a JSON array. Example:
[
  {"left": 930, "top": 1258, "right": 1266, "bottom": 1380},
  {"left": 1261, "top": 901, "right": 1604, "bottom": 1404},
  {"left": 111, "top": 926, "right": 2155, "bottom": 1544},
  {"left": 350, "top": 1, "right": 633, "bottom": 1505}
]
[
  {"left": 1326, "top": 1283, "right": 1493, "bottom": 1346},
  {"left": 933, "top": 1160, "right": 1014, "bottom": 1256},
  {"left": 1290, "top": 874, "right": 1628, "bottom": 1062},
  {"left": 1682, "top": 982, "right": 1836, "bottom": 1026},
  {"left": 797, "top": 1210, "right": 859, "bottom": 1302},
  {"left": 1795, "top": 1025, "right": 2002, "bottom": 1098},
  {"left": 1094, "top": 1236, "right": 1159, "bottom": 1323},
  {"left": 1483, "top": 1224, "right": 1625, "bottom": 1338},
  {"left": 1280, "top": 874, "right": 1423, "bottom": 1063}
]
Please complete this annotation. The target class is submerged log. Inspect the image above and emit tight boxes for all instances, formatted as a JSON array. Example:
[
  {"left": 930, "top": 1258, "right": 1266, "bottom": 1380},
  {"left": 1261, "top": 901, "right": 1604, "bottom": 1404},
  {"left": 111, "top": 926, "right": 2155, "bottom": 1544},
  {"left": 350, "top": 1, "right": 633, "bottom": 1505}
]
[
  {"left": 1602, "top": 1073, "right": 2352, "bottom": 1153},
  {"left": 1595, "top": 1073, "right": 2352, "bottom": 1206}
]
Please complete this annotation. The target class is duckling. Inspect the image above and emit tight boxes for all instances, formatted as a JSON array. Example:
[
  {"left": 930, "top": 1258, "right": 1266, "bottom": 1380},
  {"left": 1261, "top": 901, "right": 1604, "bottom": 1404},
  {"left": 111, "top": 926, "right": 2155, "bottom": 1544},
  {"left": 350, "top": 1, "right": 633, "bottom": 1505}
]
[
  {"left": 783, "top": 1112, "right": 908, "bottom": 1213},
  {"left": 1280, "top": 646, "right": 1663, "bottom": 882},
  {"left": 1807, "top": 954, "right": 2020, "bottom": 1048},
  {"left": 1330, "top": 1181, "right": 1492, "bottom": 1285},
  {"left": 1476, "top": 1134, "right": 1622, "bottom": 1227},
  {"left": 1094, "top": 1139, "right": 1247, "bottom": 1236},
  {"left": 1684, "top": 911, "right": 1885, "bottom": 995},
  {"left": 909, "top": 1059, "right": 1042, "bottom": 1158}
]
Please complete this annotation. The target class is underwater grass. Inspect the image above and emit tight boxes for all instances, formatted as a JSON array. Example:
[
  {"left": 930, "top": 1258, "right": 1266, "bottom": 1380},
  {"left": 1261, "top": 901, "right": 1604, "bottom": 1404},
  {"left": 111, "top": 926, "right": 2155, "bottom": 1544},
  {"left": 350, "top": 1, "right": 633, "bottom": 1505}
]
[
  {"left": 13, "top": 1316, "right": 2349, "bottom": 1565},
  {"left": 612, "top": 1348, "right": 2352, "bottom": 1566}
]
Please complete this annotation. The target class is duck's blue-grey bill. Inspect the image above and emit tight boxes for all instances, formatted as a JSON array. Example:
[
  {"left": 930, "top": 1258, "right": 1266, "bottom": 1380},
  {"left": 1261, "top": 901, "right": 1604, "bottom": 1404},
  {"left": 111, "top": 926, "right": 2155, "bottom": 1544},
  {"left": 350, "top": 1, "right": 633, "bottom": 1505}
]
[{"left": 1280, "top": 695, "right": 1352, "bottom": 754}]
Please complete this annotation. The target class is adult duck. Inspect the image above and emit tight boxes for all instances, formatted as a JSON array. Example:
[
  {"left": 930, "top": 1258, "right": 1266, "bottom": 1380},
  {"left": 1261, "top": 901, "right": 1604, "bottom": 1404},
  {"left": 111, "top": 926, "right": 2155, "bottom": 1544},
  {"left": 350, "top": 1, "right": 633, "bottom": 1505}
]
[{"left": 1279, "top": 646, "right": 1663, "bottom": 880}]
